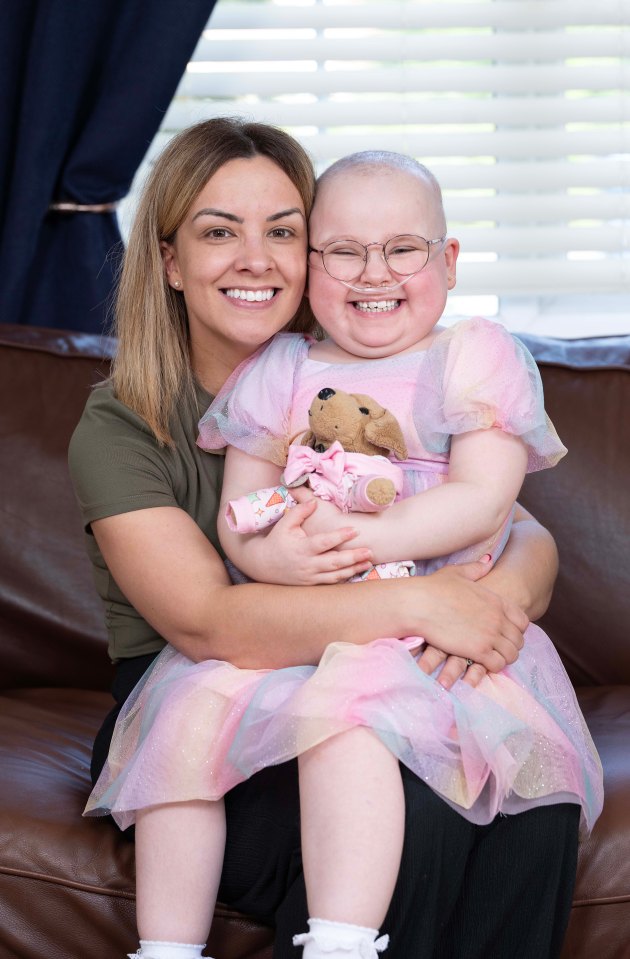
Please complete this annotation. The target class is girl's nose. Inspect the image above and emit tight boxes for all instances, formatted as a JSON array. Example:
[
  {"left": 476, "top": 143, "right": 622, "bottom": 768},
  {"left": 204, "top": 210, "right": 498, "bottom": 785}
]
[{"left": 359, "top": 245, "right": 393, "bottom": 285}]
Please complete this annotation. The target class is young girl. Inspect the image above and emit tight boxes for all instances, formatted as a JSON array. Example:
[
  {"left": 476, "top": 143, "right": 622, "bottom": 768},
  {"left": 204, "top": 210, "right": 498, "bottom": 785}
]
[{"left": 86, "top": 152, "right": 603, "bottom": 959}]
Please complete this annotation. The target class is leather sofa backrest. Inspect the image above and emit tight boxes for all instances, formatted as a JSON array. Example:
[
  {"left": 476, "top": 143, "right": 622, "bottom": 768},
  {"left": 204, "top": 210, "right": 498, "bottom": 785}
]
[
  {"left": 0, "top": 326, "right": 115, "bottom": 690},
  {"left": 519, "top": 334, "right": 630, "bottom": 687},
  {"left": 1, "top": 325, "right": 629, "bottom": 692}
]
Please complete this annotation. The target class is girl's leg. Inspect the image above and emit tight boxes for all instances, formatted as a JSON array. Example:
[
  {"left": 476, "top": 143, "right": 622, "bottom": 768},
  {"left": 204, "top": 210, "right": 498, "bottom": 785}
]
[
  {"left": 299, "top": 727, "right": 404, "bottom": 926},
  {"left": 134, "top": 799, "right": 226, "bottom": 953},
  {"left": 274, "top": 769, "right": 474, "bottom": 959},
  {"left": 275, "top": 768, "right": 580, "bottom": 959},
  {"left": 296, "top": 727, "right": 405, "bottom": 956}
]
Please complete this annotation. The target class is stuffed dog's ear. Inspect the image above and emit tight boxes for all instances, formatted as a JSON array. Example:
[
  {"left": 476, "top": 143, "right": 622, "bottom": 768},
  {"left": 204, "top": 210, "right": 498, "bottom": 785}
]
[
  {"left": 365, "top": 411, "right": 408, "bottom": 459},
  {"left": 351, "top": 394, "right": 408, "bottom": 460},
  {"left": 294, "top": 429, "right": 317, "bottom": 449}
]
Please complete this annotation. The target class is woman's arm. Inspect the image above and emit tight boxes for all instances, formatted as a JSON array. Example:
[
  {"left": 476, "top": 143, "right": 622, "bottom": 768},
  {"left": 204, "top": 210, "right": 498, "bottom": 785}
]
[
  {"left": 91, "top": 505, "right": 527, "bottom": 673},
  {"left": 481, "top": 503, "right": 558, "bottom": 620},
  {"left": 417, "top": 504, "right": 558, "bottom": 688}
]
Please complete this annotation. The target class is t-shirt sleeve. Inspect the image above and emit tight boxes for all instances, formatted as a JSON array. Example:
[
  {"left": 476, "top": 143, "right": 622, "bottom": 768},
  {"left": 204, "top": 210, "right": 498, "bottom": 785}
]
[
  {"left": 196, "top": 333, "right": 310, "bottom": 467},
  {"left": 68, "top": 384, "right": 179, "bottom": 530},
  {"left": 414, "top": 317, "right": 567, "bottom": 473}
]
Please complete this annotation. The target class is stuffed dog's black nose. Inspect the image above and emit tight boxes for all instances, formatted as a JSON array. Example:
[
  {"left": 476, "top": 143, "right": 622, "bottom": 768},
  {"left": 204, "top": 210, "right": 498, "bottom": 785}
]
[{"left": 317, "top": 388, "right": 336, "bottom": 401}]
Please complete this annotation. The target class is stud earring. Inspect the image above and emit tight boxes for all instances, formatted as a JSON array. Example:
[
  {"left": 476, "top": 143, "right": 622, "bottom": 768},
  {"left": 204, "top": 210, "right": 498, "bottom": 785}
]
[{"left": 173, "top": 280, "right": 181, "bottom": 289}]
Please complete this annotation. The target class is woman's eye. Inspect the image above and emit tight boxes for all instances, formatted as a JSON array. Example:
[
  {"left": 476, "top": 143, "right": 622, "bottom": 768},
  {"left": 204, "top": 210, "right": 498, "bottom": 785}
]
[
  {"left": 203, "top": 227, "right": 234, "bottom": 240},
  {"left": 268, "top": 227, "right": 295, "bottom": 239}
]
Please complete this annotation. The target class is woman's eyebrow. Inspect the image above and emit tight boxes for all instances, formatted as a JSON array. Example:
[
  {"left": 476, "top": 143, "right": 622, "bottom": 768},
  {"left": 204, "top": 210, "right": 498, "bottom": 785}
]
[
  {"left": 191, "top": 207, "right": 305, "bottom": 223},
  {"left": 267, "top": 208, "right": 305, "bottom": 222},
  {"left": 192, "top": 208, "right": 241, "bottom": 223}
]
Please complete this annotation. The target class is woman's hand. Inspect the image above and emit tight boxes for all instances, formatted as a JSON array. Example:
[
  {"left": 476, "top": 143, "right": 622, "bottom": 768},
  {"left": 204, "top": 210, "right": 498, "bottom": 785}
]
[
  {"left": 416, "top": 645, "right": 488, "bottom": 690},
  {"left": 250, "top": 498, "right": 375, "bottom": 585},
  {"left": 407, "top": 560, "right": 528, "bottom": 673}
]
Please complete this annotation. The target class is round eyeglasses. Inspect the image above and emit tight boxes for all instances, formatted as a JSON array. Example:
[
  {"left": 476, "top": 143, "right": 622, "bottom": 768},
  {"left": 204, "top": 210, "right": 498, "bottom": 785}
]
[{"left": 308, "top": 234, "right": 447, "bottom": 284}]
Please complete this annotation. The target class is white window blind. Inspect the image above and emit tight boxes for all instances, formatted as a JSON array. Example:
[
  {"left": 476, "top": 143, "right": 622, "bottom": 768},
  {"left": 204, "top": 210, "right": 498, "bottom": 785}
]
[{"left": 129, "top": 0, "right": 630, "bottom": 334}]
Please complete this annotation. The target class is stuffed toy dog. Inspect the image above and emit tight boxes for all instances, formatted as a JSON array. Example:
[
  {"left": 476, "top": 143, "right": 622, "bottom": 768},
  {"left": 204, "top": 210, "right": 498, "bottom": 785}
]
[
  {"left": 225, "top": 388, "right": 409, "bottom": 535},
  {"left": 283, "top": 387, "right": 408, "bottom": 510},
  {"left": 299, "top": 387, "right": 408, "bottom": 461}
]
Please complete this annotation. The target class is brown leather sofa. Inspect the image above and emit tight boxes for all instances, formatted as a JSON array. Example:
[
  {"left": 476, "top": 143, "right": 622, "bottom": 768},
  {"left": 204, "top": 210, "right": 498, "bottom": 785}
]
[{"left": 0, "top": 324, "right": 628, "bottom": 959}]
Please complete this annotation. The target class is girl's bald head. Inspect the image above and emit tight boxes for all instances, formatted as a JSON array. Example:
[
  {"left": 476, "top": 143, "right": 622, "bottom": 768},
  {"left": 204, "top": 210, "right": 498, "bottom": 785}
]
[{"left": 315, "top": 151, "right": 447, "bottom": 235}]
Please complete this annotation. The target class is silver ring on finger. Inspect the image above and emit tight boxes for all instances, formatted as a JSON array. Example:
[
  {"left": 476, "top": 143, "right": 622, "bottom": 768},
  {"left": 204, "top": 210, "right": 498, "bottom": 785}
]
[{"left": 465, "top": 658, "right": 474, "bottom": 667}]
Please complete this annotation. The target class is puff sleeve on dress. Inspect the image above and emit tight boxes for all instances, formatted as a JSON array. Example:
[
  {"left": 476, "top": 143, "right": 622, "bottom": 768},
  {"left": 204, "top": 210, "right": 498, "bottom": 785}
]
[
  {"left": 197, "top": 333, "right": 312, "bottom": 467},
  {"left": 414, "top": 317, "right": 567, "bottom": 473}
]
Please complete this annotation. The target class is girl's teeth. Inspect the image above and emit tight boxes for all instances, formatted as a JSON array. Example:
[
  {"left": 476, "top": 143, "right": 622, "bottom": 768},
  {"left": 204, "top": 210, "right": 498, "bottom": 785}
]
[
  {"left": 226, "top": 289, "right": 275, "bottom": 301},
  {"left": 355, "top": 300, "right": 399, "bottom": 313}
]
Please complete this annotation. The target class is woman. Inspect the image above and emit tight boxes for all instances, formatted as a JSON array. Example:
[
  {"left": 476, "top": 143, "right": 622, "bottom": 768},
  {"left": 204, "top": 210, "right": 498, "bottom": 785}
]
[{"left": 69, "top": 118, "right": 579, "bottom": 959}]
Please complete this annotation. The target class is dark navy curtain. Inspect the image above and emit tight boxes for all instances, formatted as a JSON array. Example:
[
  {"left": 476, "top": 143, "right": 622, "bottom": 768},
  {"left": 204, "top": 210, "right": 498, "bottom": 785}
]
[{"left": 0, "top": 0, "right": 217, "bottom": 333}]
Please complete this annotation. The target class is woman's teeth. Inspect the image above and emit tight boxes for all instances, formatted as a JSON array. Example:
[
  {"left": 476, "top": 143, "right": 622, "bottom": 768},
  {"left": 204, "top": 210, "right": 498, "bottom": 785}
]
[
  {"left": 225, "top": 288, "right": 275, "bottom": 301},
  {"left": 354, "top": 300, "right": 399, "bottom": 313}
]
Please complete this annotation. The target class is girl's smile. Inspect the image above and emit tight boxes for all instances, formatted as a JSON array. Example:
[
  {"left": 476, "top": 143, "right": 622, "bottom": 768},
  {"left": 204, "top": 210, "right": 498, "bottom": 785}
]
[{"left": 351, "top": 298, "right": 401, "bottom": 314}]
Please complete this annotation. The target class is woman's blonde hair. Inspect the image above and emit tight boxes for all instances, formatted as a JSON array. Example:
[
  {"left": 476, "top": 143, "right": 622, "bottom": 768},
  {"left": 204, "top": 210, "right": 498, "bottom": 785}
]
[{"left": 112, "top": 117, "right": 317, "bottom": 445}]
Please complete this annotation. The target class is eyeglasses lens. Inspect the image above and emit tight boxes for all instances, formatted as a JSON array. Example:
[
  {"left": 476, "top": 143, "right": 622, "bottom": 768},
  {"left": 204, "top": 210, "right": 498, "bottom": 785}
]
[{"left": 322, "top": 235, "right": 430, "bottom": 281}]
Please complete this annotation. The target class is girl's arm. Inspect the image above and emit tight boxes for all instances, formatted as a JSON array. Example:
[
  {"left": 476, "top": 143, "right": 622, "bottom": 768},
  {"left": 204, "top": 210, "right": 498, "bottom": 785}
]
[
  {"left": 91, "top": 505, "right": 527, "bottom": 673},
  {"left": 217, "top": 446, "right": 375, "bottom": 585},
  {"left": 299, "top": 429, "right": 529, "bottom": 564}
]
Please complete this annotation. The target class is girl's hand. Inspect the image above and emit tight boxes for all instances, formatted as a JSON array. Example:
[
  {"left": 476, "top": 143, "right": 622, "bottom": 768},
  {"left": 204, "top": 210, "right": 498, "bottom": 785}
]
[
  {"left": 416, "top": 645, "right": 488, "bottom": 690},
  {"left": 257, "top": 498, "right": 374, "bottom": 585},
  {"left": 289, "top": 484, "right": 346, "bottom": 529}
]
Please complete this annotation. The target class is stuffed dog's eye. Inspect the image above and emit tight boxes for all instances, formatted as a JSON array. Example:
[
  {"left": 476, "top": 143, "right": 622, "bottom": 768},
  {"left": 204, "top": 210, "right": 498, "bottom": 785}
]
[{"left": 359, "top": 407, "right": 370, "bottom": 415}]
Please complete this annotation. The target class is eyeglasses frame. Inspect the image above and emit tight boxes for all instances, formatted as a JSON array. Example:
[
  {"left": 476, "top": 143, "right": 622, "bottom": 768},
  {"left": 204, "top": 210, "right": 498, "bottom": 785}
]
[{"left": 308, "top": 234, "right": 448, "bottom": 283}]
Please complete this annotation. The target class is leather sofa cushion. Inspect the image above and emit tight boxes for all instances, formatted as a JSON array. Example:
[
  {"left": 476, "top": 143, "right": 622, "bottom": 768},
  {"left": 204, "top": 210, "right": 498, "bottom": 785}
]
[
  {"left": 0, "top": 688, "right": 274, "bottom": 959},
  {"left": 1, "top": 685, "right": 629, "bottom": 959},
  {"left": 560, "top": 686, "right": 630, "bottom": 957}
]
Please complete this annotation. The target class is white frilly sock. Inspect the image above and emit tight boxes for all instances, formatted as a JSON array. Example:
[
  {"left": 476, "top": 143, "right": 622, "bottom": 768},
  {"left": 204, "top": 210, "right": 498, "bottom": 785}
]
[
  {"left": 293, "top": 918, "right": 389, "bottom": 959},
  {"left": 128, "top": 941, "right": 208, "bottom": 959}
]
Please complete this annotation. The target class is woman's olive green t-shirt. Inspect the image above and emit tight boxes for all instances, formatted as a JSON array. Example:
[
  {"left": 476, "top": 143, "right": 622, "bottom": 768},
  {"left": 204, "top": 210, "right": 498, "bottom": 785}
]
[{"left": 68, "top": 382, "right": 224, "bottom": 663}]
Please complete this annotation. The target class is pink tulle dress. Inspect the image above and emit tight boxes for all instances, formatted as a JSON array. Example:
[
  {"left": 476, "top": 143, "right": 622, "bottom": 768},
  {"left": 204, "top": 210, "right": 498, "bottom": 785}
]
[{"left": 85, "top": 319, "right": 603, "bottom": 833}]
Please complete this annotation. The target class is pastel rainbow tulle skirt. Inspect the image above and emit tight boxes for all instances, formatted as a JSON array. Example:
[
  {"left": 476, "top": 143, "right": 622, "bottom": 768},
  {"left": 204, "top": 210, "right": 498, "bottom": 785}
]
[{"left": 86, "top": 624, "right": 603, "bottom": 834}]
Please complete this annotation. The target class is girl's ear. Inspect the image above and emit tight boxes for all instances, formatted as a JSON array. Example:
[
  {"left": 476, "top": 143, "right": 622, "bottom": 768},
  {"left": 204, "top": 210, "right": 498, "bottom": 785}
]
[
  {"left": 160, "top": 240, "right": 182, "bottom": 290},
  {"left": 444, "top": 237, "right": 460, "bottom": 290}
]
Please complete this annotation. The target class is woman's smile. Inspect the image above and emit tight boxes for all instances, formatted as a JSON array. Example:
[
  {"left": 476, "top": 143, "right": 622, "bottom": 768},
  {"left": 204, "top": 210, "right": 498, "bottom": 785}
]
[{"left": 223, "top": 287, "right": 278, "bottom": 303}]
